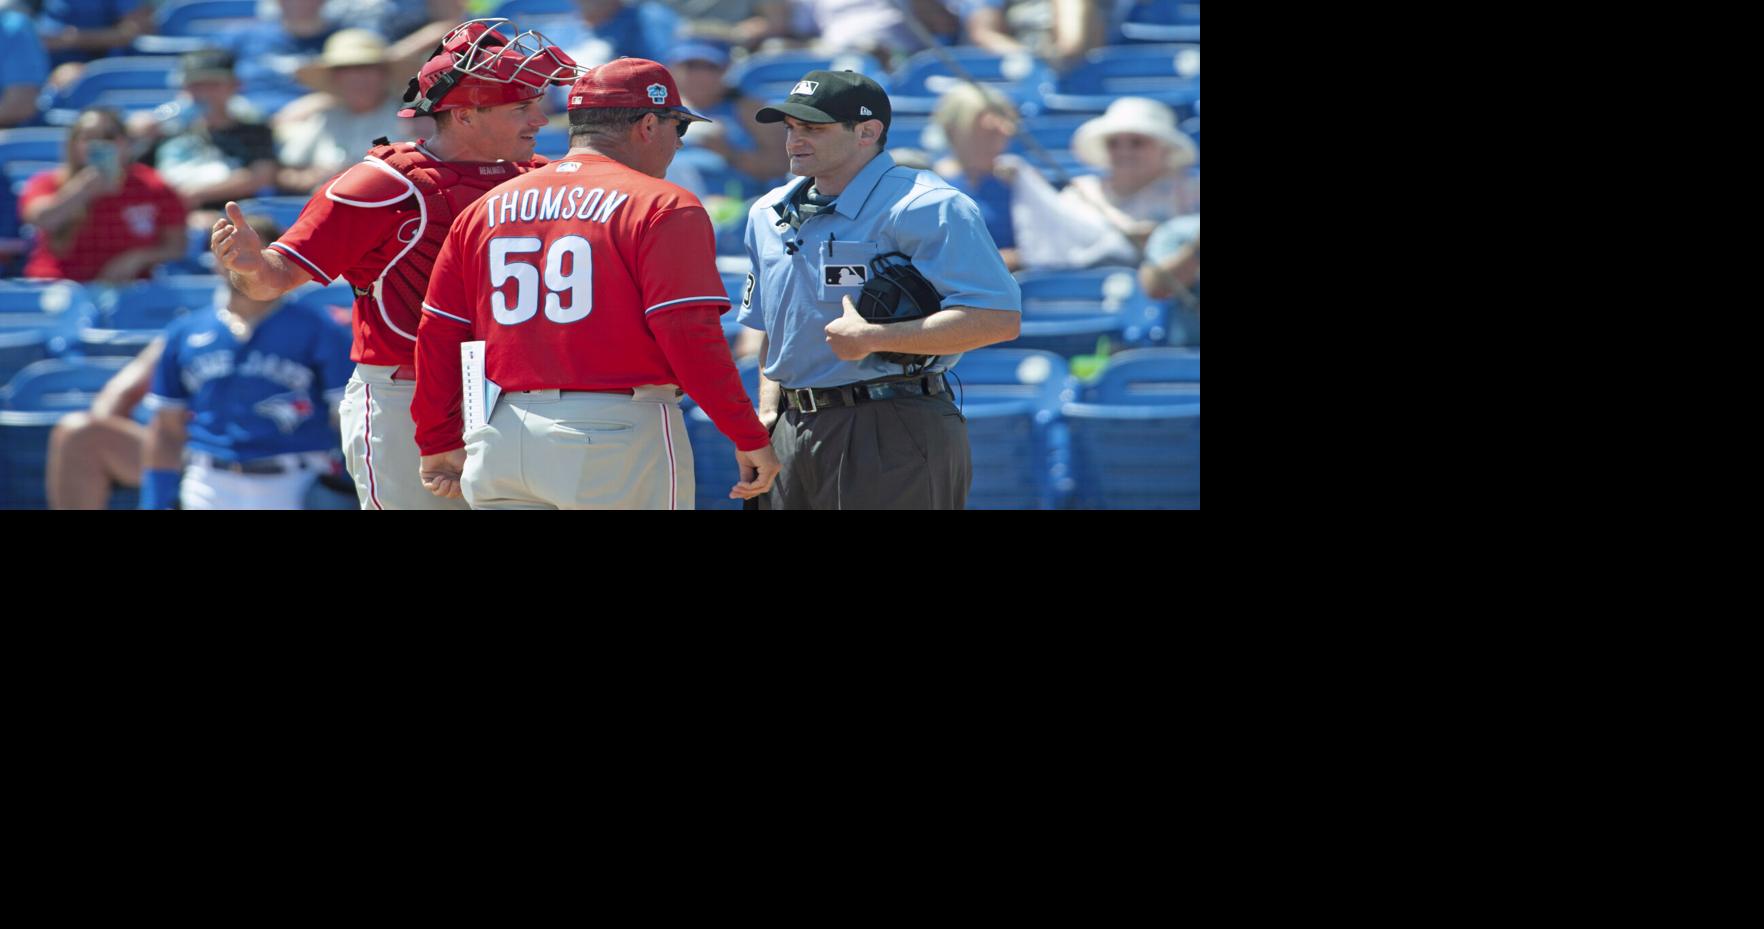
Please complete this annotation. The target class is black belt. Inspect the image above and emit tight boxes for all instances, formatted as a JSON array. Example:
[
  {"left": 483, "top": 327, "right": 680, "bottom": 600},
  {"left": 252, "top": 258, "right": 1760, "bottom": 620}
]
[
  {"left": 782, "top": 375, "right": 946, "bottom": 413},
  {"left": 190, "top": 453, "right": 311, "bottom": 475}
]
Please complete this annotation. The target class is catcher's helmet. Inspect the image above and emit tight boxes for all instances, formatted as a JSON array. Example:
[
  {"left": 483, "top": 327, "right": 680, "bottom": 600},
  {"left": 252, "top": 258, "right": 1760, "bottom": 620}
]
[{"left": 398, "top": 18, "right": 580, "bottom": 118}]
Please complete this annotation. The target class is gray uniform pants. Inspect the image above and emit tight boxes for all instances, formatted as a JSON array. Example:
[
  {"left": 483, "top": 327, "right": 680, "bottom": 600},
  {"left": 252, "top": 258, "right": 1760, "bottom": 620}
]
[{"left": 769, "top": 393, "right": 971, "bottom": 509}]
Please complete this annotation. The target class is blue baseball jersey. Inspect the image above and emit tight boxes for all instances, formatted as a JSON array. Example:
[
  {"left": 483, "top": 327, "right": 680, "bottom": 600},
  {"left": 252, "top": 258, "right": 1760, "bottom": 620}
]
[
  {"left": 144, "top": 302, "right": 353, "bottom": 462},
  {"left": 739, "top": 151, "right": 1021, "bottom": 388}
]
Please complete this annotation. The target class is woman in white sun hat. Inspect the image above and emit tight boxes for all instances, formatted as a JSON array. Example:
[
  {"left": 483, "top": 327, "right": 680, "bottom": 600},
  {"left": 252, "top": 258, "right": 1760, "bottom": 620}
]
[
  {"left": 1058, "top": 96, "right": 1198, "bottom": 248},
  {"left": 275, "top": 29, "right": 435, "bottom": 193}
]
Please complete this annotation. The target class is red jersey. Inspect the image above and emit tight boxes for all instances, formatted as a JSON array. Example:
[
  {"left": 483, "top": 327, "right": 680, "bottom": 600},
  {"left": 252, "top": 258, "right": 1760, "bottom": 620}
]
[
  {"left": 20, "top": 164, "right": 187, "bottom": 282},
  {"left": 414, "top": 152, "right": 766, "bottom": 455},
  {"left": 267, "top": 142, "right": 545, "bottom": 367}
]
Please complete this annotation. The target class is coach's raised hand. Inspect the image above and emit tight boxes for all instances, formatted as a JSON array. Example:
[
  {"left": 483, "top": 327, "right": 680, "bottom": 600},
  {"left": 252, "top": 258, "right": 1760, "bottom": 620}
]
[{"left": 212, "top": 201, "right": 266, "bottom": 274}]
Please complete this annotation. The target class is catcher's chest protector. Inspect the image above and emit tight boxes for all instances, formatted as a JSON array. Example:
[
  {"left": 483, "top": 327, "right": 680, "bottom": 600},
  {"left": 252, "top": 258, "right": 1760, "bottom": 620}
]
[{"left": 365, "top": 142, "right": 538, "bottom": 313}]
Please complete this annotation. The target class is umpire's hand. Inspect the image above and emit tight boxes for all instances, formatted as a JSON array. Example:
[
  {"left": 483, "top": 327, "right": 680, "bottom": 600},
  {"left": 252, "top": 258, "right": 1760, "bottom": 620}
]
[
  {"left": 420, "top": 449, "right": 467, "bottom": 499},
  {"left": 732, "top": 445, "right": 780, "bottom": 500}
]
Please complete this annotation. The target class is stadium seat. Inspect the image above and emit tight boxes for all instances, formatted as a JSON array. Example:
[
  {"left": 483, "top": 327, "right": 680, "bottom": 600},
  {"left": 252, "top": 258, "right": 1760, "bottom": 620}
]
[
  {"left": 1039, "top": 44, "right": 1200, "bottom": 116},
  {"left": 681, "top": 355, "right": 761, "bottom": 510},
  {"left": 0, "top": 128, "right": 69, "bottom": 175},
  {"left": 232, "top": 196, "right": 311, "bottom": 235},
  {"left": 1084, "top": 348, "right": 1199, "bottom": 403},
  {"left": 950, "top": 348, "right": 1074, "bottom": 508},
  {"left": 728, "top": 51, "right": 888, "bottom": 104},
  {"left": 1009, "top": 266, "right": 1170, "bottom": 356},
  {"left": 886, "top": 46, "right": 1053, "bottom": 114},
  {"left": 0, "top": 356, "right": 132, "bottom": 508},
  {"left": 80, "top": 276, "right": 220, "bottom": 356},
  {"left": 40, "top": 57, "right": 182, "bottom": 124},
  {"left": 1062, "top": 399, "right": 1199, "bottom": 508},
  {"left": 1118, "top": 1, "right": 1202, "bottom": 43},
  {"left": 0, "top": 281, "right": 98, "bottom": 373},
  {"left": 1060, "top": 347, "right": 1198, "bottom": 508},
  {"left": 152, "top": 0, "right": 260, "bottom": 36},
  {"left": 490, "top": 0, "right": 577, "bottom": 24}
]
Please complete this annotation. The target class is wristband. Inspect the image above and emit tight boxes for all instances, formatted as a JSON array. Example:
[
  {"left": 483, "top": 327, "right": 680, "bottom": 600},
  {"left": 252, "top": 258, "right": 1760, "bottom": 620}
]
[{"left": 140, "top": 469, "right": 180, "bottom": 510}]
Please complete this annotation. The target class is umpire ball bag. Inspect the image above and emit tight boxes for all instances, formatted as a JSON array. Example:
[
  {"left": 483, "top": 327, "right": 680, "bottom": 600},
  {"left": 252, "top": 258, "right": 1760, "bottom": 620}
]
[{"left": 856, "top": 252, "right": 944, "bottom": 375}]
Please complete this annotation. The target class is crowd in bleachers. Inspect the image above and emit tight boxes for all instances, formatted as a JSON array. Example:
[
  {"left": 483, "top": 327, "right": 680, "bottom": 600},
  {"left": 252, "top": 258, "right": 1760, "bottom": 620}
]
[{"left": 2, "top": 0, "right": 1199, "bottom": 509}]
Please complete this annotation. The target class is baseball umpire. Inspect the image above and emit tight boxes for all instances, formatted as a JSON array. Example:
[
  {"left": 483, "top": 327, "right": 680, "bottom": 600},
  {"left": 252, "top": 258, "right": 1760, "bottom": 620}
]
[
  {"left": 411, "top": 57, "right": 779, "bottom": 509},
  {"left": 738, "top": 70, "right": 1021, "bottom": 509},
  {"left": 209, "top": 18, "right": 577, "bottom": 509}
]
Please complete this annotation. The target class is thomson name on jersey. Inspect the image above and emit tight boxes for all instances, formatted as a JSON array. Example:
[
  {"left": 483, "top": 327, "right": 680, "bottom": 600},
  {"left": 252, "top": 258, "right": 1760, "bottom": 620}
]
[{"left": 484, "top": 185, "right": 631, "bottom": 229}]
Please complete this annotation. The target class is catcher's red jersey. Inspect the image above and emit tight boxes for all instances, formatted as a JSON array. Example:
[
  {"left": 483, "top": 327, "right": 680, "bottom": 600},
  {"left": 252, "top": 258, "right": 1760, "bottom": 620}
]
[
  {"left": 268, "top": 143, "right": 544, "bottom": 366},
  {"left": 416, "top": 153, "right": 760, "bottom": 453}
]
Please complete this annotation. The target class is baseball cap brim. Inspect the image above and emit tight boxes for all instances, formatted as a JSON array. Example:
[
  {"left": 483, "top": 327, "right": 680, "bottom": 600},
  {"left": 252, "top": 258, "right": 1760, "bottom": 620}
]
[{"left": 755, "top": 102, "right": 840, "bottom": 124}]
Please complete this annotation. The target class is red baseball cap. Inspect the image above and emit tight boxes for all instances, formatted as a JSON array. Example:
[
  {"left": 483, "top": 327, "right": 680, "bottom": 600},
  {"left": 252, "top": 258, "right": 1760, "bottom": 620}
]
[{"left": 566, "top": 57, "right": 709, "bottom": 122}]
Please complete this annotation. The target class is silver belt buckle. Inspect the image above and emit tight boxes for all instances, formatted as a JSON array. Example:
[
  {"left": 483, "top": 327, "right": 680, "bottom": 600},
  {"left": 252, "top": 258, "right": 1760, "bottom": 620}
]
[{"left": 792, "top": 388, "right": 818, "bottom": 413}]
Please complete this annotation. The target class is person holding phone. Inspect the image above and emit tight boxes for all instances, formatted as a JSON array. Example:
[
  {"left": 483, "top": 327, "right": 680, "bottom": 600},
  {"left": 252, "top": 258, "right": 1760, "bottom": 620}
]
[{"left": 18, "top": 107, "right": 188, "bottom": 283}]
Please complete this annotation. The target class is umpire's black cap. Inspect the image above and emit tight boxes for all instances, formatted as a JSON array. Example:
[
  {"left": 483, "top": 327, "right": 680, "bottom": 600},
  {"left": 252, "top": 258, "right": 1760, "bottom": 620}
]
[{"left": 755, "top": 70, "right": 890, "bottom": 129}]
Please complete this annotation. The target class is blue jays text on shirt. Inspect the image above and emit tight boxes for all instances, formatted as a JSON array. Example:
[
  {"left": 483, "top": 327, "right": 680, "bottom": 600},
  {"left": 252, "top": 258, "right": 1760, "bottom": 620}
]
[{"left": 180, "top": 346, "right": 317, "bottom": 398}]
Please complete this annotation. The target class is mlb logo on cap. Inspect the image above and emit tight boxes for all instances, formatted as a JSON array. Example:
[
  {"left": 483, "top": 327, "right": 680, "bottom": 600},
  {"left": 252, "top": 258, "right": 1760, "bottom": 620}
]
[
  {"left": 792, "top": 80, "right": 819, "bottom": 95},
  {"left": 757, "top": 69, "right": 891, "bottom": 129},
  {"left": 565, "top": 57, "right": 709, "bottom": 124}
]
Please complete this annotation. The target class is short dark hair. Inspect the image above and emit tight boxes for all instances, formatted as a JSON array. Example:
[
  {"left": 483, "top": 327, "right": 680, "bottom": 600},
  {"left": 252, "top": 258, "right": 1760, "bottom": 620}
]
[
  {"left": 568, "top": 106, "right": 677, "bottom": 146},
  {"left": 841, "top": 119, "right": 888, "bottom": 151},
  {"left": 431, "top": 107, "right": 489, "bottom": 130}
]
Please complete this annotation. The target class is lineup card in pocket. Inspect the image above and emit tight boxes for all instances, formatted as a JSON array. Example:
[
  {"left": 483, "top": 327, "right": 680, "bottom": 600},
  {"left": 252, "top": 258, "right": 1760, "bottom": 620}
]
[{"left": 461, "top": 341, "right": 500, "bottom": 433}]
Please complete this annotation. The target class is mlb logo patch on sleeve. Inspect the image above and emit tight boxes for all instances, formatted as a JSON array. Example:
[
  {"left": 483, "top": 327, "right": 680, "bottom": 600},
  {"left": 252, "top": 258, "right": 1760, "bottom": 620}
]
[{"left": 825, "top": 265, "right": 866, "bottom": 286}]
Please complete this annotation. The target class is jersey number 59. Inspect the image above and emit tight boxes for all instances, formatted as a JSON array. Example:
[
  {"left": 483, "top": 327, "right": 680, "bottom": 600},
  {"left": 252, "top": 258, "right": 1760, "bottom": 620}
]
[{"left": 489, "top": 236, "right": 593, "bottom": 325}]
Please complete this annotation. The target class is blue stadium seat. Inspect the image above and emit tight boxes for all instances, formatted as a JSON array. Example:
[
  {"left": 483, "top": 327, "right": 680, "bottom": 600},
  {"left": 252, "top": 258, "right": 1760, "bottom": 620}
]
[
  {"left": 233, "top": 196, "right": 312, "bottom": 235},
  {"left": 1118, "top": 1, "right": 1202, "bottom": 43},
  {"left": 81, "top": 276, "right": 220, "bottom": 355},
  {"left": 153, "top": 0, "right": 260, "bottom": 37},
  {"left": 0, "top": 356, "right": 132, "bottom": 508},
  {"left": 1062, "top": 399, "right": 1199, "bottom": 508},
  {"left": 41, "top": 57, "right": 182, "bottom": 124},
  {"left": 1009, "top": 266, "right": 1170, "bottom": 356},
  {"left": 0, "top": 128, "right": 69, "bottom": 172},
  {"left": 1084, "top": 348, "right": 1199, "bottom": 404},
  {"left": 535, "top": 125, "right": 571, "bottom": 160},
  {"left": 887, "top": 47, "right": 1053, "bottom": 114},
  {"left": 1060, "top": 347, "right": 1199, "bottom": 508},
  {"left": 1039, "top": 44, "right": 1201, "bottom": 116},
  {"left": 950, "top": 348, "right": 1074, "bottom": 508},
  {"left": 729, "top": 51, "right": 889, "bottom": 104},
  {"left": 0, "top": 281, "right": 98, "bottom": 371},
  {"left": 491, "top": 0, "right": 578, "bottom": 24},
  {"left": 681, "top": 355, "right": 762, "bottom": 510}
]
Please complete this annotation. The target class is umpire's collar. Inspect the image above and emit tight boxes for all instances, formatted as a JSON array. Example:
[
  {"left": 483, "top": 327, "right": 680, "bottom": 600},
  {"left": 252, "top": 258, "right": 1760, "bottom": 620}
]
[{"left": 769, "top": 151, "right": 898, "bottom": 223}]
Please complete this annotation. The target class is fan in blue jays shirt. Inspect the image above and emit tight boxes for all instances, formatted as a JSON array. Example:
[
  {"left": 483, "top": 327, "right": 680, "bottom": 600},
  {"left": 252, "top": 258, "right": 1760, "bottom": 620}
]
[{"left": 140, "top": 279, "right": 353, "bottom": 509}]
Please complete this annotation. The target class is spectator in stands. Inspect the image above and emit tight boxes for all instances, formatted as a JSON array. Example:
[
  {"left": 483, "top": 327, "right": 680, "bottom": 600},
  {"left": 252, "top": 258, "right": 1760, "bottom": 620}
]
[
  {"left": 667, "top": 40, "right": 786, "bottom": 188},
  {"left": 17, "top": 107, "right": 188, "bottom": 282},
  {"left": 1139, "top": 217, "right": 1197, "bottom": 303},
  {"left": 657, "top": 0, "right": 791, "bottom": 52},
  {"left": 1059, "top": 96, "right": 1197, "bottom": 249},
  {"left": 140, "top": 50, "right": 278, "bottom": 214},
  {"left": 0, "top": 5, "right": 50, "bottom": 128},
  {"left": 45, "top": 335, "right": 161, "bottom": 509},
  {"left": 546, "top": 0, "right": 682, "bottom": 69},
  {"left": 35, "top": 0, "right": 155, "bottom": 68},
  {"left": 930, "top": 81, "right": 1023, "bottom": 271},
  {"left": 384, "top": 0, "right": 473, "bottom": 78},
  {"left": 786, "top": 0, "right": 959, "bottom": 69},
  {"left": 223, "top": 0, "right": 347, "bottom": 118},
  {"left": 274, "top": 29, "right": 433, "bottom": 195},
  {"left": 955, "top": 0, "right": 1112, "bottom": 70}
]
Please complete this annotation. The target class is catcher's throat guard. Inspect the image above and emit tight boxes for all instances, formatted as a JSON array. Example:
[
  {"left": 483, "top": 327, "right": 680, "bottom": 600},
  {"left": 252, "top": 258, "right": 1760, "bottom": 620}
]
[{"left": 856, "top": 251, "right": 944, "bottom": 373}]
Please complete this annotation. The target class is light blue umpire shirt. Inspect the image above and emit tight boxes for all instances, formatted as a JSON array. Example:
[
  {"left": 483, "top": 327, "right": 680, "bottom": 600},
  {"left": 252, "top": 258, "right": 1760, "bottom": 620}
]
[{"left": 738, "top": 150, "right": 1022, "bottom": 389}]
